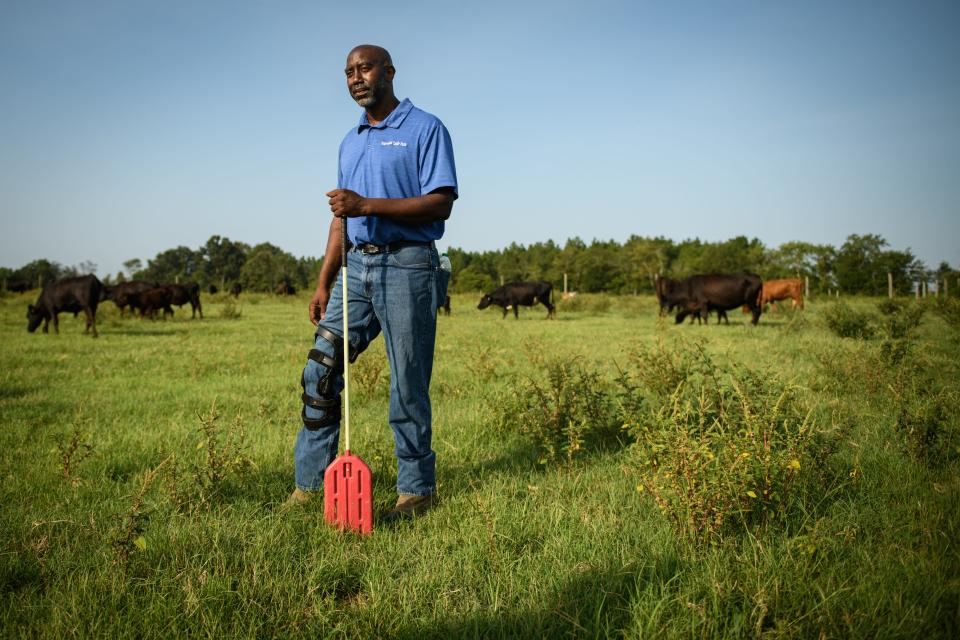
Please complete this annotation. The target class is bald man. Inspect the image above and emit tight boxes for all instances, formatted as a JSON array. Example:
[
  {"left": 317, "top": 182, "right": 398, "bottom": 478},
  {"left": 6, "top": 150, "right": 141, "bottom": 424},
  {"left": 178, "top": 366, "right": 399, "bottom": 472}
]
[{"left": 288, "top": 45, "right": 458, "bottom": 522}]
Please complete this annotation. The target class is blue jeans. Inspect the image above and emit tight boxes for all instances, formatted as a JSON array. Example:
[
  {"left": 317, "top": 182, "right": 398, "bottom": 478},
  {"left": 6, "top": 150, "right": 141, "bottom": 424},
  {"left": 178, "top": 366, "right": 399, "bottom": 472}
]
[{"left": 294, "top": 242, "right": 449, "bottom": 496}]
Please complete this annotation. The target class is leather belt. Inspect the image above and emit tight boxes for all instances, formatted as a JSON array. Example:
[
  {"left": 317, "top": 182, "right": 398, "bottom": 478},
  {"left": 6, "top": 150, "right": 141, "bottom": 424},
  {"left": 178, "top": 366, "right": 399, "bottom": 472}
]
[{"left": 352, "top": 240, "right": 432, "bottom": 255}]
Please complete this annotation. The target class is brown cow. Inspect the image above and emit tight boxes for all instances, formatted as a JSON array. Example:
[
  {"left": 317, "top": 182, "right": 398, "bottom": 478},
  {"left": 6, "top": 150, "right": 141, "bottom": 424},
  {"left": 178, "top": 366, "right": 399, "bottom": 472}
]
[{"left": 760, "top": 278, "right": 804, "bottom": 311}]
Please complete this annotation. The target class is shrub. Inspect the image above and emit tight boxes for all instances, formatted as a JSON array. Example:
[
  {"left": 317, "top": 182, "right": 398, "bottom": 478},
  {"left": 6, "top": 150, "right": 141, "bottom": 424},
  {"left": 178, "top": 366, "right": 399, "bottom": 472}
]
[
  {"left": 496, "top": 358, "right": 621, "bottom": 465},
  {"left": 822, "top": 301, "right": 876, "bottom": 339},
  {"left": 351, "top": 350, "right": 388, "bottom": 394},
  {"left": 872, "top": 300, "right": 925, "bottom": 366},
  {"left": 876, "top": 300, "right": 924, "bottom": 339},
  {"left": 930, "top": 296, "right": 960, "bottom": 330},
  {"left": 166, "top": 404, "right": 255, "bottom": 512},
  {"left": 219, "top": 298, "right": 242, "bottom": 320},
  {"left": 891, "top": 376, "right": 960, "bottom": 466},
  {"left": 619, "top": 341, "right": 816, "bottom": 545}
]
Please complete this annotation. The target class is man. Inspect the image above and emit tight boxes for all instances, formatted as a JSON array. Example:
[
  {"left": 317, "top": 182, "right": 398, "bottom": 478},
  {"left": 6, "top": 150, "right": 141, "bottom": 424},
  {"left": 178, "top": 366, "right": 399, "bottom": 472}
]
[{"left": 287, "top": 45, "right": 457, "bottom": 522}]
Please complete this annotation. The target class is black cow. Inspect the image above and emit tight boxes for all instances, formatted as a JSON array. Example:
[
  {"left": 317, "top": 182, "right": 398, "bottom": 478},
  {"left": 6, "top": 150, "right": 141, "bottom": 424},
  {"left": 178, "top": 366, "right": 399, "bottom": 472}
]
[
  {"left": 230, "top": 283, "right": 242, "bottom": 298},
  {"left": 478, "top": 281, "right": 555, "bottom": 319},
  {"left": 438, "top": 294, "right": 451, "bottom": 316},
  {"left": 136, "top": 287, "right": 174, "bottom": 319},
  {"left": 162, "top": 282, "right": 203, "bottom": 318},
  {"left": 276, "top": 282, "right": 296, "bottom": 296},
  {"left": 27, "top": 275, "right": 103, "bottom": 337},
  {"left": 6, "top": 281, "right": 33, "bottom": 294},
  {"left": 208, "top": 284, "right": 219, "bottom": 295},
  {"left": 658, "top": 274, "right": 763, "bottom": 326},
  {"left": 104, "top": 280, "right": 157, "bottom": 317}
]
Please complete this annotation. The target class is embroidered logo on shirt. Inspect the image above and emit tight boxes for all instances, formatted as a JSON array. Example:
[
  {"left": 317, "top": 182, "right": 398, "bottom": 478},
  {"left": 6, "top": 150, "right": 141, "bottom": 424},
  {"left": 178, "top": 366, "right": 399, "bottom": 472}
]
[{"left": 380, "top": 140, "right": 408, "bottom": 147}]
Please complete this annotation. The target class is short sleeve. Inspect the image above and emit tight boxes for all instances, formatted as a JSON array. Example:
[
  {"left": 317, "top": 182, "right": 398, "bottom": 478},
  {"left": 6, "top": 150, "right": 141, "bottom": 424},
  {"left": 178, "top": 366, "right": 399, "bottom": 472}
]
[{"left": 419, "top": 121, "right": 458, "bottom": 198}]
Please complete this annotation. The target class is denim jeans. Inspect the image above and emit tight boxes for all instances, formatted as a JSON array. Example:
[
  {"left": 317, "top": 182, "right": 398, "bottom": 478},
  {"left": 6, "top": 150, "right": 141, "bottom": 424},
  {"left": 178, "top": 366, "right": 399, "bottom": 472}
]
[{"left": 294, "top": 242, "right": 449, "bottom": 496}]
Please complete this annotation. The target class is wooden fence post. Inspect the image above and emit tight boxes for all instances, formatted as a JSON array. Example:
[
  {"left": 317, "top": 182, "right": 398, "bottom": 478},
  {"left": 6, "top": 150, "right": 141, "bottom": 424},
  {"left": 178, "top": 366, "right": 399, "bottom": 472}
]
[
  {"left": 888, "top": 272, "right": 893, "bottom": 298},
  {"left": 805, "top": 276, "right": 809, "bottom": 300},
  {"left": 916, "top": 282, "right": 920, "bottom": 300},
  {"left": 563, "top": 273, "right": 568, "bottom": 295},
  {"left": 500, "top": 275, "right": 505, "bottom": 286}
]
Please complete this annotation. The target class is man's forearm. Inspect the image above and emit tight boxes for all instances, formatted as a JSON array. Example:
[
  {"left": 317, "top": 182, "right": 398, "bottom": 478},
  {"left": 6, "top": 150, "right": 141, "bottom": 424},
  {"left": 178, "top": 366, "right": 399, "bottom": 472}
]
[
  {"left": 360, "top": 191, "right": 454, "bottom": 225},
  {"left": 327, "top": 188, "right": 455, "bottom": 225}
]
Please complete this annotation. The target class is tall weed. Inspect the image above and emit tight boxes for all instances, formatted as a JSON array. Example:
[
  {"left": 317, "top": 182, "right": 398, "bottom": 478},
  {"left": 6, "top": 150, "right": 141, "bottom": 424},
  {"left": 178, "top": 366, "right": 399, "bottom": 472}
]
[
  {"left": 165, "top": 403, "right": 255, "bottom": 512},
  {"left": 496, "top": 358, "right": 621, "bottom": 465},
  {"left": 619, "top": 341, "right": 817, "bottom": 545},
  {"left": 890, "top": 374, "right": 960, "bottom": 465},
  {"left": 822, "top": 301, "right": 876, "bottom": 339}
]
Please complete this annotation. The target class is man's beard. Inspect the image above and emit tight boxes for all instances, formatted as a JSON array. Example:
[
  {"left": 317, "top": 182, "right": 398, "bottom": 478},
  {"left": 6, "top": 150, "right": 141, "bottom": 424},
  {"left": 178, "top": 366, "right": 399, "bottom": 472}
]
[{"left": 351, "top": 76, "right": 387, "bottom": 107}]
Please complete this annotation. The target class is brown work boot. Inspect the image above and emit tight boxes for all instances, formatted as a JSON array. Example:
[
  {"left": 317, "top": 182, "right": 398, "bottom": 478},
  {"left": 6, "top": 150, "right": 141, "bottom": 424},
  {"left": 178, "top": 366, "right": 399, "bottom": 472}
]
[
  {"left": 282, "top": 487, "right": 315, "bottom": 510},
  {"left": 382, "top": 493, "right": 435, "bottom": 522}
]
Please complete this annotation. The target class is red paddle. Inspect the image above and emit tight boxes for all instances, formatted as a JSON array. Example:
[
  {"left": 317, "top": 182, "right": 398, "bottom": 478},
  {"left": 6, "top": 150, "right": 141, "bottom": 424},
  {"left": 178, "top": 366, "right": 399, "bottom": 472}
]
[{"left": 323, "top": 216, "right": 373, "bottom": 534}]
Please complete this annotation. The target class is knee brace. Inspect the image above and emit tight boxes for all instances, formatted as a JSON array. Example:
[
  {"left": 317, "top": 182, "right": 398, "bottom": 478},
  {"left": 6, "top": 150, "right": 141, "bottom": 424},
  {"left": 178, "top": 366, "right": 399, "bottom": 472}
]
[{"left": 300, "top": 326, "right": 345, "bottom": 430}]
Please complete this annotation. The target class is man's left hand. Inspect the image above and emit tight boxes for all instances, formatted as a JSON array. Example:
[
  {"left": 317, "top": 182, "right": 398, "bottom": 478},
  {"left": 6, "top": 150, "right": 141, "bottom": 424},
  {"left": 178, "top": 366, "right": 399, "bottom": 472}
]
[{"left": 326, "top": 189, "right": 368, "bottom": 217}]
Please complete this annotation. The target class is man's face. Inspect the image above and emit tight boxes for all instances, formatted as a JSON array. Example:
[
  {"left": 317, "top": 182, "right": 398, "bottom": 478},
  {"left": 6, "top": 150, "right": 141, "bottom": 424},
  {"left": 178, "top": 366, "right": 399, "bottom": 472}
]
[{"left": 345, "top": 48, "right": 393, "bottom": 108}]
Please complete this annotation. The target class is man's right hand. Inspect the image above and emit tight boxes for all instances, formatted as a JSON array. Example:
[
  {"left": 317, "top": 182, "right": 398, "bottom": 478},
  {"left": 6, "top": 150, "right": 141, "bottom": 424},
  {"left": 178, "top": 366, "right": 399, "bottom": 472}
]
[{"left": 308, "top": 287, "right": 330, "bottom": 325}]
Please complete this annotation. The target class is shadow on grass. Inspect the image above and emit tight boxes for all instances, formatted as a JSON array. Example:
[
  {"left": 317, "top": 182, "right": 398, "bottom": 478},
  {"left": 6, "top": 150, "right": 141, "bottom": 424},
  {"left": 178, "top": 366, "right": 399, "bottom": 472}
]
[
  {"left": 0, "top": 384, "right": 34, "bottom": 401},
  {"left": 100, "top": 328, "right": 183, "bottom": 337},
  {"left": 396, "top": 553, "right": 683, "bottom": 638}
]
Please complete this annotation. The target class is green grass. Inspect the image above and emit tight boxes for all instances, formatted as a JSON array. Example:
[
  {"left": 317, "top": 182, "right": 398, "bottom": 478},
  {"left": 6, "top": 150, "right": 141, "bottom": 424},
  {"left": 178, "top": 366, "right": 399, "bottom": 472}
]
[{"left": 1, "top": 292, "right": 958, "bottom": 638}]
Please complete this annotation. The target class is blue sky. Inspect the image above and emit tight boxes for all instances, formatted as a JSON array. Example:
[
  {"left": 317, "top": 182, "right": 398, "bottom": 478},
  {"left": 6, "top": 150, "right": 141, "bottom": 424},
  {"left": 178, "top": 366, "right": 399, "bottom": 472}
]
[{"left": 2, "top": 0, "right": 958, "bottom": 278}]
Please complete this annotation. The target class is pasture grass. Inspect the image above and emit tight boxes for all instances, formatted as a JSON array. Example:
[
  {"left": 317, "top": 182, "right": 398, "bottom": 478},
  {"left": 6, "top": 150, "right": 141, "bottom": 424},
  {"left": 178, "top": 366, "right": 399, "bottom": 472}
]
[{"left": 1, "top": 291, "right": 958, "bottom": 638}]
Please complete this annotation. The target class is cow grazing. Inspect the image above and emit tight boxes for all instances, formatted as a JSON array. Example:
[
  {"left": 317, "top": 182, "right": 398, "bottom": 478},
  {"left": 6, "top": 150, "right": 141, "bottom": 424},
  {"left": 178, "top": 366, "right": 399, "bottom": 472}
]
[
  {"left": 103, "top": 280, "right": 158, "bottom": 317},
  {"left": 761, "top": 278, "right": 804, "bottom": 311},
  {"left": 27, "top": 274, "right": 103, "bottom": 337},
  {"left": 276, "top": 282, "right": 296, "bottom": 296},
  {"left": 162, "top": 282, "right": 203, "bottom": 318},
  {"left": 659, "top": 274, "right": 763, "bottom": 325},
  {"left": 478, "top": 281, "right": 555, "bottom": 319},
  {"left": 136, "top": 287, "right": 174, "bottom": 319},
  {"left": 208, "top": 284, "right": 219, "bottom": 295},
  {"left": 230, "top": 283, "right": 242, "bottom": 298},
  {"left": 438, "top": 294, "right": 451, "bottom": 316}
]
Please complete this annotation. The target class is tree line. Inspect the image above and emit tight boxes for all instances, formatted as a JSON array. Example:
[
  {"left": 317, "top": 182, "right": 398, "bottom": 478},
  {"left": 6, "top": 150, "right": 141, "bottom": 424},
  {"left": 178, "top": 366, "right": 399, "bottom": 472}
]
[
  {"left": 2, "top": 232, "right": 956, "bottom": 296},
  {"left": 448, "top": 233, "right": 957, "bottom": 297}
]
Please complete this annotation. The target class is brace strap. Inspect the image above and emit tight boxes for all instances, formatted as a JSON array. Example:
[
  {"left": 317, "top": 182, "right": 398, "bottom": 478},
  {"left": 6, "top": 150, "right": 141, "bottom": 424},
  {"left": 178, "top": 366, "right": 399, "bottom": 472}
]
[
  {"left": 301, "top": 405, "right": 340, "bottom": 430},
  {"left": 307, "top": 348, "right": 337, "bottom": 370},
  {"left": 301, "top": 393, "right": 338, "bottom": 410},
  {"left": 315, "top": 325, "right": 359, "bottom": 363}
]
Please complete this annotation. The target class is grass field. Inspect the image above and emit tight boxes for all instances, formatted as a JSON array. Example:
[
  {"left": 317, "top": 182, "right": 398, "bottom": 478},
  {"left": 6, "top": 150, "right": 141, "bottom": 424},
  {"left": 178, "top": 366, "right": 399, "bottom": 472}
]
[{"left": 1, "top": 290, "right": 958, "bottom": 638}]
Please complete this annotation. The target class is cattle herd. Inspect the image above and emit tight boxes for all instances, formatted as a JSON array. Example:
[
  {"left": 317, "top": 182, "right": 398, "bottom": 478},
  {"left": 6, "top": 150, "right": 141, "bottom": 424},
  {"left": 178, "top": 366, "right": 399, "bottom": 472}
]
[
  {"left": 474, "top": 274, "right": 804, "bottom": 325},
  {"left": 24, "top": 275, "right": 205, "bottom": 338},
  {"left": 21, "top": 272, "right": 804, "bottom": 337}
]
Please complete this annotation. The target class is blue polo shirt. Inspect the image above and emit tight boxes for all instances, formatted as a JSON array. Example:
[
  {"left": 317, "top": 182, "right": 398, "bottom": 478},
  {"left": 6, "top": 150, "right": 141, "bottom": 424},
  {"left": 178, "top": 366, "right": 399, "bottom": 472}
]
[{"left": 338, "top": 98, "right": 458, "bottom": 246}]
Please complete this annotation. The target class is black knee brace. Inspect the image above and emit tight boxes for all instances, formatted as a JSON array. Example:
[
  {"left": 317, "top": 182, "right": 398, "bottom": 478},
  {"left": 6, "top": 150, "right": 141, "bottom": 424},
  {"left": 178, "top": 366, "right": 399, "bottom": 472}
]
[{"left": 300, "top": 326, "right": 343, "bottom": 430}]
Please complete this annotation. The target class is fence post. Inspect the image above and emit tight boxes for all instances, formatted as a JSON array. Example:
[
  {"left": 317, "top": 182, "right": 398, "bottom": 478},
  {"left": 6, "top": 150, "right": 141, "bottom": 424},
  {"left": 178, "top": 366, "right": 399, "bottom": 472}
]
[
  {"left": 888, "top": 272, "right": 893, "bottom": 298},
  {"left": 500, "top": 275, "right": 505, "bottom": 286},
  {"left": 805, "top": 276, "right": 809, "bottom": 300},
  {"left": 915, "top": 283, "right": 920, "bottom": 300},
  {"left": 563, "top": 273, "right": 568, "bottom": 295}
]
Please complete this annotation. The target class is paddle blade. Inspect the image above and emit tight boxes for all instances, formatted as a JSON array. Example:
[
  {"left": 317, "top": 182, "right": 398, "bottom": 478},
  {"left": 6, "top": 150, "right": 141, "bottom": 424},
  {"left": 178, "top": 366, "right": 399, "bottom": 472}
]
[{"left": 323, "top": 451, "right": 373, "bottom": 535}]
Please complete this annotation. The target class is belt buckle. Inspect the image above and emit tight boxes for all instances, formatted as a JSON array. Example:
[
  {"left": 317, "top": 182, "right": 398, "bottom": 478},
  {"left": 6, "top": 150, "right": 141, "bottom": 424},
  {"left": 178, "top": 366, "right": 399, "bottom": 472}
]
[{"left": 358, "top": 243, "right": 382, "bottom": 254}]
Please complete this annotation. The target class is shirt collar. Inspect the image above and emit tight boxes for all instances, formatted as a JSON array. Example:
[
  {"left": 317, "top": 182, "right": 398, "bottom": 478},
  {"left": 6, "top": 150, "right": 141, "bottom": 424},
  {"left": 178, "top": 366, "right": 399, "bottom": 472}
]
[{"left": 356, "top": 98, "right": 413, "bottom": 132}]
